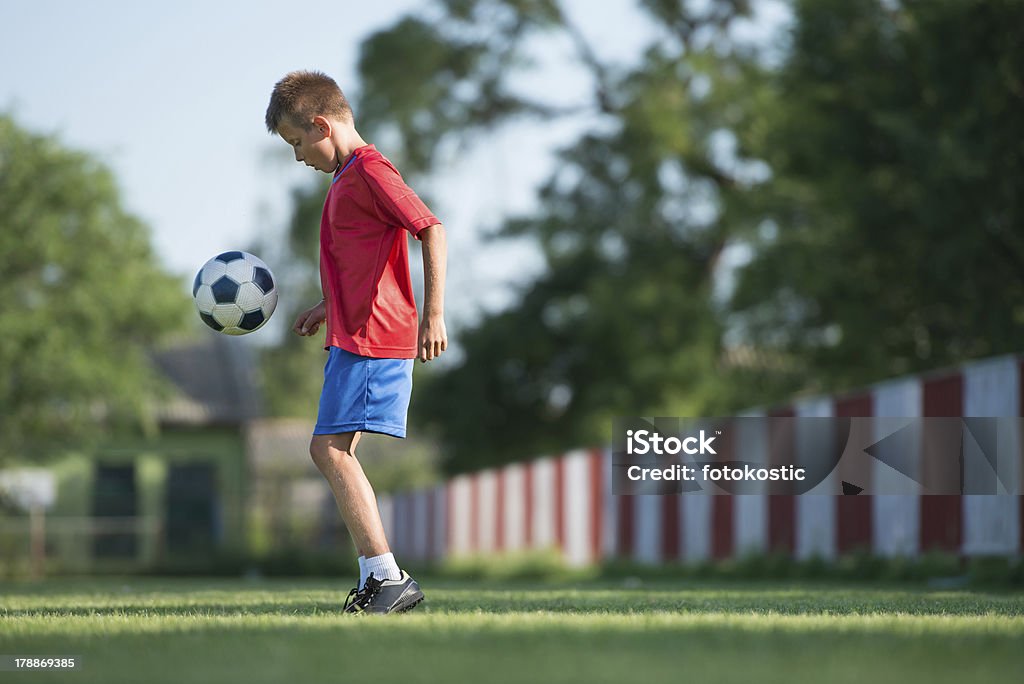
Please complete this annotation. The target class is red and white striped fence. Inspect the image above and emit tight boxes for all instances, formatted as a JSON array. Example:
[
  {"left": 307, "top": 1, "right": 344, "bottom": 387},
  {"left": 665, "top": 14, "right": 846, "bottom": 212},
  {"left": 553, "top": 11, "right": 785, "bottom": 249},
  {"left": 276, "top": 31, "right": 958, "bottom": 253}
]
[{"left": 379, "top": 354, "right": 1024, "bottom": 565}]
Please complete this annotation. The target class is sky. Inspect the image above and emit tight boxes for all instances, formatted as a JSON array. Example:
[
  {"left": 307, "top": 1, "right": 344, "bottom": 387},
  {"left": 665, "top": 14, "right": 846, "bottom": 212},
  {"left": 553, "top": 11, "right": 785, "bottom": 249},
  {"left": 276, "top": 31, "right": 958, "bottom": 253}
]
[{"left": 1, "top": 0, "right": 789, "bottom": 337}]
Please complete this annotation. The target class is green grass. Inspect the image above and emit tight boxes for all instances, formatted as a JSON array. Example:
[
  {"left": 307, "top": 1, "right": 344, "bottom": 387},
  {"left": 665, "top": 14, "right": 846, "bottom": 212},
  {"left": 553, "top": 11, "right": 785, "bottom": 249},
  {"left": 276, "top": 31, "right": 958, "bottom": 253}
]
[{"left": 1, "top": 577, "right": 1022, "bottom": 683}]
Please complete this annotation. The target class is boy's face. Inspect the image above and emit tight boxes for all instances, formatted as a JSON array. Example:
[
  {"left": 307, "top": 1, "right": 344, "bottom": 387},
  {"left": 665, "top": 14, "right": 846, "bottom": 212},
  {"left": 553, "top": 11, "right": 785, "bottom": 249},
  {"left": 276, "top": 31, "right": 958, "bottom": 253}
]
[{"left": 277, "top": 118, "right": 337, "bottom": 173}]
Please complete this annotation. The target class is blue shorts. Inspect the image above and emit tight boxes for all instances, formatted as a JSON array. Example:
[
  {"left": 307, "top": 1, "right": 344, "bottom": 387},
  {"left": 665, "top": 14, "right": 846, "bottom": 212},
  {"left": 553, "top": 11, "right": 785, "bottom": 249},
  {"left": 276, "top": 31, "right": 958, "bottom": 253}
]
[{"left": 313, "top": 346, "right": 414, "bottom": 438}]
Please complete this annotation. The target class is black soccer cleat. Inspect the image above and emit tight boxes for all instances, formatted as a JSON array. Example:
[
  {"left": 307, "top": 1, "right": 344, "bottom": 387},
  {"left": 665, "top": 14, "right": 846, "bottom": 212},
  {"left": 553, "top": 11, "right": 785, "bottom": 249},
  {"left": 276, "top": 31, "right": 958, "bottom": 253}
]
[
  {"left": 343, "top": 571, "right": 424, "bottom": 615},
  {"left": 342, "top": 584, "right": 361, "bottom": 613}
]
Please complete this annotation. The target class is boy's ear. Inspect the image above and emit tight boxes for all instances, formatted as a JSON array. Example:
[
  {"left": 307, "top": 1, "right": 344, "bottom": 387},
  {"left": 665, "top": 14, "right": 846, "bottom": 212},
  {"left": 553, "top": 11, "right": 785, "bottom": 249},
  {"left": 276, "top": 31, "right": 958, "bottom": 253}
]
[{"left": 312, "top": 115, "right": 332, "bottom": 139}]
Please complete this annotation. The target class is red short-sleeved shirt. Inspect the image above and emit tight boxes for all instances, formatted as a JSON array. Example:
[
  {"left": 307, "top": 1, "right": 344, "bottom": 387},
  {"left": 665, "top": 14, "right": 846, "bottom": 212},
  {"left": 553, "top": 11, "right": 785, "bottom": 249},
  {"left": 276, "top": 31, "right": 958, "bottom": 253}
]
[{"left": 319, "top": 144, "right": 439, "bottom": 358}]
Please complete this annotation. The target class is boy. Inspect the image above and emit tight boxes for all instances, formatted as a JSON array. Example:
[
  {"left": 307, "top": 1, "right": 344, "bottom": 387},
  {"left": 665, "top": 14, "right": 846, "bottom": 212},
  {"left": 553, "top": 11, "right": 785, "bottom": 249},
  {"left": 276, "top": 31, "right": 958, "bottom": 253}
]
[{"left": 265, "top": 70, "right": 447, "bottom": 614}]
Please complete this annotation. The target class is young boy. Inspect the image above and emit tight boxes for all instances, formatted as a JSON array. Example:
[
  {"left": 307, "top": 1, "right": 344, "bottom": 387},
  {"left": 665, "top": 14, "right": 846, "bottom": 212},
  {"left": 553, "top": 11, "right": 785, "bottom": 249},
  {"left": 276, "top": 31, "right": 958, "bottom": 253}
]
[{"left": 265, "top": 70, "right": 447, "bottom": 614}]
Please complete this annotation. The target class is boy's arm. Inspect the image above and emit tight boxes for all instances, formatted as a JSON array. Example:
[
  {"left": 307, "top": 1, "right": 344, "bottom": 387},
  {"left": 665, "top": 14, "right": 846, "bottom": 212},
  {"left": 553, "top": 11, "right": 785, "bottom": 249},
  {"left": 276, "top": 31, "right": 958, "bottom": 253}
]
[{"left": 418, "top": 223, "right": 448, "bottom": 362}]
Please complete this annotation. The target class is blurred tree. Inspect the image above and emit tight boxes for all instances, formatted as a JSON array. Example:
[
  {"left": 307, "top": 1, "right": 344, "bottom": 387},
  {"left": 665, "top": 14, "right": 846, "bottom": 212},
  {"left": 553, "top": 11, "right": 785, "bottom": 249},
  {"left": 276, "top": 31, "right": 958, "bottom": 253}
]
[
  {"left": 0, "top": 115, "right": 190, "bottom": 461},
  {"left": 730, "top": 0, "right": 1024, "bottom": 390},
  {"left": 355, "top": 0, "right": 568, "bottom": 175},
  {"left": 351, "top": 0, "right": 776, "bottom": 471}
]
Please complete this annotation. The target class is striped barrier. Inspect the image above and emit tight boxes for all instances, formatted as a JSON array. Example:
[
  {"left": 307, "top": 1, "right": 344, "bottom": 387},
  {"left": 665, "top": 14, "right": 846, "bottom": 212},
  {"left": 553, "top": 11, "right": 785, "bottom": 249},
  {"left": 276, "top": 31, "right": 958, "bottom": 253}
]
[{"left": 379, "top": 354, "right": 1024, "bottom": 565}]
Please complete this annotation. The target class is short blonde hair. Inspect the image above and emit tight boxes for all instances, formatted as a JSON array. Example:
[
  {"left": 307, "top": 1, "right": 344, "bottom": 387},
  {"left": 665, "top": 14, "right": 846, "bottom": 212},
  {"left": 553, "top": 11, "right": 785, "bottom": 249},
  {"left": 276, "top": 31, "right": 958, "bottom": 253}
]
[{"left": 265, "top": 70, "right": 353, "bottom": 133}]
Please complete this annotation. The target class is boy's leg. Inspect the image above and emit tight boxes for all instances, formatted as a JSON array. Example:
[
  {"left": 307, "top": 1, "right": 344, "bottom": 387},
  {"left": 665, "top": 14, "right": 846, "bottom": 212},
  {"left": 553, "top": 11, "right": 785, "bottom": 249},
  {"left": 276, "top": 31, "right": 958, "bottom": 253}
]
[
  {"left": 311, "top": 430, "right": 423, "bottom": 614},
  {"left": 309, "top": 431, "right": 389, "bottom": 557}
]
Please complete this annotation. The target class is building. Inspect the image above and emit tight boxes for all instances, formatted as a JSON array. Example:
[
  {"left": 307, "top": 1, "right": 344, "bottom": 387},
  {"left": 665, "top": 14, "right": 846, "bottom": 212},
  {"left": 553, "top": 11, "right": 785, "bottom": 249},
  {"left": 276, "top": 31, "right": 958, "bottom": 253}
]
[{"left": 0, "top": 336, "right": 261, "bottom": 574}]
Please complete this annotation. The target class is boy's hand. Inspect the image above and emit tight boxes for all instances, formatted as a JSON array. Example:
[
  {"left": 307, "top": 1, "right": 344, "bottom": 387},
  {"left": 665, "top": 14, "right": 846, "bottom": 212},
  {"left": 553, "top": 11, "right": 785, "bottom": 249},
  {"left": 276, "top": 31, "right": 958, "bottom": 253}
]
[
  {"left": 293, "top": 300, "right": 327, "bottom": 336},
  {"left": 418, "top": 314, "right": 447, "bottom": 362}
]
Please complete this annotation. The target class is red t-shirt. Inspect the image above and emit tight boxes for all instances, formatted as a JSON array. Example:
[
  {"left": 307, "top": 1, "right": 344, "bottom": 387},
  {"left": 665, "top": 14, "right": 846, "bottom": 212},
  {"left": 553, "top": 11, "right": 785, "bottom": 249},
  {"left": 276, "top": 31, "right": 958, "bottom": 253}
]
[{"left": 319, "top": 144, "right": 439, "bottom": 358}]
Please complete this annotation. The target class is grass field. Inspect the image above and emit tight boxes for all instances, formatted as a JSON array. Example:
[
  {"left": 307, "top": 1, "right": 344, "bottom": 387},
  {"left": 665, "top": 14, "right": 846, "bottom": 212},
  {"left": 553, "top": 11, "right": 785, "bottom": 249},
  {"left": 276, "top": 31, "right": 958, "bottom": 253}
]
[{"left": 1, "top": 577, "right": 1023, "bottom": 683}]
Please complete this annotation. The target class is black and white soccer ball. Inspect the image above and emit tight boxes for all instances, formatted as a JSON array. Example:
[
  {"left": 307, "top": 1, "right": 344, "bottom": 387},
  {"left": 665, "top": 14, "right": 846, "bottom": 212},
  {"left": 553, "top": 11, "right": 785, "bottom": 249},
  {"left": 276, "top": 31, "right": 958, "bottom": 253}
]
[{"left": 192, "top": 251, "right": 278, "bottom": 335}]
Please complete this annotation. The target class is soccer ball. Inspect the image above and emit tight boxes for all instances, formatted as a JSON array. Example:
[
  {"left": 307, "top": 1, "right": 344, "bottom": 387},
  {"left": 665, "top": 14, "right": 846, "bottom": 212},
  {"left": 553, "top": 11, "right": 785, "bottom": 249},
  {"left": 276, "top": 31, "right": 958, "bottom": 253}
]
[{"left": 192, "top": 251, "right": 278, "bottom": 335}]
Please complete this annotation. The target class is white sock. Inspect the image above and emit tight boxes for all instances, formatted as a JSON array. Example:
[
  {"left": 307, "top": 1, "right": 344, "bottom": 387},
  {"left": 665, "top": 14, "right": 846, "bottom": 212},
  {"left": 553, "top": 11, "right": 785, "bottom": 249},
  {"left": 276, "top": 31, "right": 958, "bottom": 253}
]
[
  {"left": 358, "top": 555, "right": 367, "bottom": 587},
  {"left": 364, "top": 552, "right": 401, "bottom": 582}
]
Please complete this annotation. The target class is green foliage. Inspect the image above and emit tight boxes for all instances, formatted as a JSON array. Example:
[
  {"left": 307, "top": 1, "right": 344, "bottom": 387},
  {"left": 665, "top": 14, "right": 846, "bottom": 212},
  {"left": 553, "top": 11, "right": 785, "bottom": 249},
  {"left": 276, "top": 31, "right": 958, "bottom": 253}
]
[
  {"left": 0, "top": 115, "right": 190, "bottom": 460},
  {"left": 730, "top": 0, "right": 1024, "bottom": 391},
  {"left": 356, "top": 0, "right": 566, "bottom": 174}
]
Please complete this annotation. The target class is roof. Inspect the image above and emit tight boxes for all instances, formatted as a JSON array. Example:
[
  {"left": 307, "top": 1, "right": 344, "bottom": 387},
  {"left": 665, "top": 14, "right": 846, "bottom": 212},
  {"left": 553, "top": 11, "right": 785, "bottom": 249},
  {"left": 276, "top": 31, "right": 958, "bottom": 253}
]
[{"left": 151, "top": 336, "right": 264, "bottom": 426}]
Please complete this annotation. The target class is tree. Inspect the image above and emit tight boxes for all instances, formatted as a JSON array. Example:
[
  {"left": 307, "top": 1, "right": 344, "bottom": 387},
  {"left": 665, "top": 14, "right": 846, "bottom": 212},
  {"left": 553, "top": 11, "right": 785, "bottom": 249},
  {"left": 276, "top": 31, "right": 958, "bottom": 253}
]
[
  {"left": 0, "top": 114, "right": 190, "bottom": 460},
  {"left": 730, "top": 0, "right": 1024, "bottom": 390}
]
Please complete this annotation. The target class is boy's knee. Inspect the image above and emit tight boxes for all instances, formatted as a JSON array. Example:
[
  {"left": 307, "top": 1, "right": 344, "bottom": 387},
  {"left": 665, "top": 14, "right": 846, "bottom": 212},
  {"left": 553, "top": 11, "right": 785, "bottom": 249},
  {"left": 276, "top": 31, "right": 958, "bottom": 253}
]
[
  {"left": 309, "top": 434, "right": 355, "bottom": 469},
  {"left": 309, "top": 438, "right": 327, "bottom": 469}
]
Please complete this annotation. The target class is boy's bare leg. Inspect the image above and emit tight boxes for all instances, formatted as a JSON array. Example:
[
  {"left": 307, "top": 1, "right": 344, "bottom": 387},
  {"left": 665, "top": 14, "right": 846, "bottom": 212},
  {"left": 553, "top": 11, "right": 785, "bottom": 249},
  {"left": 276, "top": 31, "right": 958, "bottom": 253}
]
[{"left": 309, "top": 432, "right": 390, "bottom": 557}]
